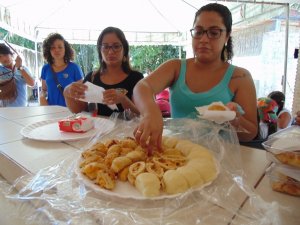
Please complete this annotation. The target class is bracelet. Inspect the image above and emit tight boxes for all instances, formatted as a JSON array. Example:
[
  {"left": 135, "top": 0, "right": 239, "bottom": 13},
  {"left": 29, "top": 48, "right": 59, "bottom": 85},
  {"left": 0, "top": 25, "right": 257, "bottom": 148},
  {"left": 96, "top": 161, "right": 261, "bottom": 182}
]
[{"left": 39, "top": 90, "right": 48, "bottom": 98}]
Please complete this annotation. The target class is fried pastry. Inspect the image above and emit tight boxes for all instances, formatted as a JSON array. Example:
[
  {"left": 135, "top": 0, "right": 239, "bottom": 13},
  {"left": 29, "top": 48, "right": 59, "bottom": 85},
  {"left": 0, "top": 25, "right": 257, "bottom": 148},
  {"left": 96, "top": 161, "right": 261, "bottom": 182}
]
[
  {"left": 111, "top": 156, "right": 132, "bottom": 173},
  {"left": 79, "top": 155, "right": 104, "bottom": 168},
  {"left": 274, "top": 151, "right": 300, "bottom": 168},
  {"left": 119, "top": 138, "right": 138, "bottom": 149},
  {"left": 81, "top": 162, "right": 108, "bottom": 180},
  {"left": 135, "top": 172, "right": 161, "bottom": 197},
  {"left": 95, "top": 171, "right": 115, "bottom": 190},
  {"left": 146, "top": 162, "right": 164, "bottom": 178},
  {"left": 126, "top": 150, "right": 146, "bottom": 162},
  {"left": 104, "top": 152, "right": 119, "bottom": 167},
  {"left": 152, "top": 157, "right": 178, "bottom": 170},
  {"left": 118, "top": 166, "right": 130, "bottom": 182},
  {"left": 104, "top": 139, "right": 119, "bottom": 148},
  {"left": 107, "top": 144, "right": 122, "bottom": 155},
  {"left": 129, "top": 161, "right": 146, "bottom": 178}
]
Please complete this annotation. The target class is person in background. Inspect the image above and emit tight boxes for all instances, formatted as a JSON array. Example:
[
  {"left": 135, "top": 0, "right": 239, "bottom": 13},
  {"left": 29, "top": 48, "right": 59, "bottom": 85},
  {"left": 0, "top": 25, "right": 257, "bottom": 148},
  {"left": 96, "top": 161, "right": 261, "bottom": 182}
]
[
  {"left": 40, "top": 33, "right": 84, "bottom": 106},
  {"left": 292, "top": 111, "right": 300, "bottom": 126},
  {"left": 64, "top": 27, "right": 143, "bottom": 116},
  {"left": 0, "top": 44, "right": 34, "bottom": 107},
  {"left": 257, "top": 97, "right": 278, "bottom": 139},
  {"left": 268, "top": 91, "right": 292, "bottom": 130},
  {"left": 133, "top": 3, "right": 258, "bottom": 151}
]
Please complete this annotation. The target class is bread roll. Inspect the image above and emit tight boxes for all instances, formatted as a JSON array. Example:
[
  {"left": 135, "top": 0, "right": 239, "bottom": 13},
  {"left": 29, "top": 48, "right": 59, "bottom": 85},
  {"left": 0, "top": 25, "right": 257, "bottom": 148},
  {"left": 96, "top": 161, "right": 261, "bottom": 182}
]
[
  {"left": 176, "top": 166, "right": 203, "bottom": 187},
  {"left": 175, "top": 139, "right": 195, "bottom": 156},
  {"left": 162, "top": 170, "right": 189, "bottom": 194},
  {"left": 187, "top": 159, "right": 217, "bottom": 182},
  {"left": 162, "top": 136, "right": 179, "bottom": 148},
  {"left": 135, "top": 172, "right": 161, "bottom": 197},
  {"left": 187, "top": 148, "right": 213, "bottom": 160}
]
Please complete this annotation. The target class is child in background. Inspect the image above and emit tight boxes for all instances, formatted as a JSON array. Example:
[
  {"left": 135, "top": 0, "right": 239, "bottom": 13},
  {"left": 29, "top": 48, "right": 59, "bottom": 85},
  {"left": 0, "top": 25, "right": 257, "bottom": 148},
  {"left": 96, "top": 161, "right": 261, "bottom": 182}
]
[
  {"left": 257, "top": 97, "right": 278, "bottom": 139},
  {"left": 268, "top": 91, "right": 292, "bottom": 130}
]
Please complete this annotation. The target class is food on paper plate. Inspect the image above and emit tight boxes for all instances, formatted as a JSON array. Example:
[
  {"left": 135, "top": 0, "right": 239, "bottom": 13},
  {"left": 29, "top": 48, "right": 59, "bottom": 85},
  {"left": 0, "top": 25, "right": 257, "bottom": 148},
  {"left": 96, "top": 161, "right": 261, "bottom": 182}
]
[
  {"left": 208, "top": 104, "right": 227, "bottom": 111},
  {"left": 58, "top": 115, "right": 94, "bottom": 133},
  {"left": 79, "top": 136, "right": 218, "bottom": 197},
  {"left": 195, "top": 102, "right": 236, "bottom": 124}
]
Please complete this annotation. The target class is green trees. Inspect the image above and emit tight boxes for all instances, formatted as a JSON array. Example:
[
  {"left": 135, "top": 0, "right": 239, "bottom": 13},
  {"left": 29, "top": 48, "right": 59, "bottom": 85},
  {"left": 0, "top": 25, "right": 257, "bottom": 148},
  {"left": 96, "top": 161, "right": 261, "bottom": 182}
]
[
  {"left": 72, "top": 44, "right": 186, "bottom": 75},
  {"left": 130, "top": 45, "right": 186, "bottom": 74}
]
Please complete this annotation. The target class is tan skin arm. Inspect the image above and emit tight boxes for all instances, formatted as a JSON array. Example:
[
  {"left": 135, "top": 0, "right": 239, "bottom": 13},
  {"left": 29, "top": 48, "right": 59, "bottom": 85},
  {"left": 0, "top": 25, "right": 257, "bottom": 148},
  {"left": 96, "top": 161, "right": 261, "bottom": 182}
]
[
  {"left": 15, "top": 56, "right": 35, "bottom": 87},
  {"left": 229, "top": 67, "right": 258, "bottom": 141},
  {"left": 63, "top": 81, "right": 87, "bottom": 113},
  {"left": 133, "top": 59, "right": 180, "bottom": 151},
  {"left": 277, "top": 112, "right": 291, "bottom": 129}
]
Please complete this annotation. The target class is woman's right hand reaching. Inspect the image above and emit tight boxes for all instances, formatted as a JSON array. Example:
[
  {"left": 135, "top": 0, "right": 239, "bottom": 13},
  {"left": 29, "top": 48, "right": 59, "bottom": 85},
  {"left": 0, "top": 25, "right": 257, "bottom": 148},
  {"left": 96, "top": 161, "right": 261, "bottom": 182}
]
[{"left": 134, "top": 106, "right": 164, "bottom": 156}]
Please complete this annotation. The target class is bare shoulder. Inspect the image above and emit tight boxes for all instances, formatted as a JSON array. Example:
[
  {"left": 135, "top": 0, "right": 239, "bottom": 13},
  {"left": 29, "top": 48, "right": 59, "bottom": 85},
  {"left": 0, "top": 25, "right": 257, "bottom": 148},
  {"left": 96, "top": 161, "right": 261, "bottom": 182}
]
[
  {"left": 161, "top": 58, "right": 181, "bottom": 68},
  {"left": 232, "top": 66, "right": 252, "bottom": 80}
]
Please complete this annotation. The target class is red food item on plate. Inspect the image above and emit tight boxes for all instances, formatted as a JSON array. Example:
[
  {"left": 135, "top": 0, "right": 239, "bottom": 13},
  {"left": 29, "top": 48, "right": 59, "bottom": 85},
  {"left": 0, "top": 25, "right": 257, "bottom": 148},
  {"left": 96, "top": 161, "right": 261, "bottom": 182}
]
[{"left": 58, "top": 115, "right": 94, "bottom": 133}]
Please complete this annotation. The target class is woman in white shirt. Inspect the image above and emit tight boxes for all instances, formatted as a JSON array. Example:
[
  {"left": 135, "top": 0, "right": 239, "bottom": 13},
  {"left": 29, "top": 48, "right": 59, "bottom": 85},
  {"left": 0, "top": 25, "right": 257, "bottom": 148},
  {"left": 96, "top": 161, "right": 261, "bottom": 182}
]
[{"left": 268, "top": 91, "right": 292, "bottom": 130}]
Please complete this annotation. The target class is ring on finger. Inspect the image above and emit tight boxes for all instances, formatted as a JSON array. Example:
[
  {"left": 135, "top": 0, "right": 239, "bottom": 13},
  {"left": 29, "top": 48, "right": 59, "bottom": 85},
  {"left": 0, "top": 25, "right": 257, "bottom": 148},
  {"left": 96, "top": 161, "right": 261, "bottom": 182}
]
[{"left": 136, "top": 130, "right": 142, "bottom": 134}]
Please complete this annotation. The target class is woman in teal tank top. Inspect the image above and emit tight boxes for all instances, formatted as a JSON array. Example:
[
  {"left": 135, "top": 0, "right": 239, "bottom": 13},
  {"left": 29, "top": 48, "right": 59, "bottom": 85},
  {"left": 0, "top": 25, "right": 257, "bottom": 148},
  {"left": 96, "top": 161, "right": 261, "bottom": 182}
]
[{"left": 133, "top": 3, "right": 258, "bottom": 153}]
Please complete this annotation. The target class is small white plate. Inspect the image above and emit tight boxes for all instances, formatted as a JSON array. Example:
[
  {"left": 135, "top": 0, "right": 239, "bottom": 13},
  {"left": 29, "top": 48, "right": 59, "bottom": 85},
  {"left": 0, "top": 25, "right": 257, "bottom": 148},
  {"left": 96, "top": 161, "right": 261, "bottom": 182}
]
[{"left": 20, "top": 117, "right": 114, "bottom": 142}]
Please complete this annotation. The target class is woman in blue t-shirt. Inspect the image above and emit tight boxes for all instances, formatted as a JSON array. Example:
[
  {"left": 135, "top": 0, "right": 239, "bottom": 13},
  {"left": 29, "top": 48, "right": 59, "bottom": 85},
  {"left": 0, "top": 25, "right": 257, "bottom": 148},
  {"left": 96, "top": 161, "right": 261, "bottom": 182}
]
[
  {"left": 40, "top": 33, "right": 83, "bottom": 106},
  {"left": 133, "top": 3, "right": 258, "bottom": 151}
]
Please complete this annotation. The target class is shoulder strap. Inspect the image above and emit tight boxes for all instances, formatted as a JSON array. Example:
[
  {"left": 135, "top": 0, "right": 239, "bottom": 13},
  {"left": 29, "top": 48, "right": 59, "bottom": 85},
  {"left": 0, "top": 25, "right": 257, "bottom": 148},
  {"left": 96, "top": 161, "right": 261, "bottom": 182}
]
[{"left": 50, "top": 66, "right": 64, "bottom": 94}]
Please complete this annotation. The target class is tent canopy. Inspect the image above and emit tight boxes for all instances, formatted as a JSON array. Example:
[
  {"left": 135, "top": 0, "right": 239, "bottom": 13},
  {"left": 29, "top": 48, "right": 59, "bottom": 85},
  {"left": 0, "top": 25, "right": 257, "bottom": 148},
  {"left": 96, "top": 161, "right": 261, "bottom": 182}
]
[{"left": 0, "top": 0, "right": 298, "bottom": 44}]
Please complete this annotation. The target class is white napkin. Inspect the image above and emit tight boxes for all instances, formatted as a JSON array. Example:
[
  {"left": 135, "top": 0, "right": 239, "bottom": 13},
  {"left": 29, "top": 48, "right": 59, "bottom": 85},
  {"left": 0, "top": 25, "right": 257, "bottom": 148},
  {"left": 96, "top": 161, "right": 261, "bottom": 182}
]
[
  {"left": 79, "top": 82, "right": 118, "bottom": 110},
  {"left": 196, "top": 102, "right": 236, "bottom": 124}
]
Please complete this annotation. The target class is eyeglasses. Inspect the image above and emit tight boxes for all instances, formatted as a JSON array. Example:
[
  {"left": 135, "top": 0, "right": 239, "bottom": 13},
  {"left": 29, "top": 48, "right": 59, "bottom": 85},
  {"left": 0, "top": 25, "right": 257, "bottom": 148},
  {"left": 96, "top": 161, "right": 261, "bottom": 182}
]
[
  {"left": 190, "top": 28, "right": 226, "bottom": 39},
  {"left": 100, "top": 44, "right": 123, "bottom": 53}
]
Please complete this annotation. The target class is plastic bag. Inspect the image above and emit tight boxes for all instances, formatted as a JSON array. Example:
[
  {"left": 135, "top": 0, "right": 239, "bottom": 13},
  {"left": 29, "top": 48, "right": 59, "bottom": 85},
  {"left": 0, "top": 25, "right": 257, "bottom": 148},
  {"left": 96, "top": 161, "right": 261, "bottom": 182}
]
[{"left": 2, "top": 115, "right": 280, "bottom": 225}]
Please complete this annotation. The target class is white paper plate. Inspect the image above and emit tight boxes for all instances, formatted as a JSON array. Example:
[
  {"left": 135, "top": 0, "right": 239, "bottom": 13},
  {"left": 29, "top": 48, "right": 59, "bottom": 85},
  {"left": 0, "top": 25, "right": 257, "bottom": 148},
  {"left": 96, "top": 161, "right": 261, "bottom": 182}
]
[
  {"left": 76, "top": 156, "right": 220, "bottom": 201},
  {"left": 20, "top": 117, "right": 114, "bottom": 142}
]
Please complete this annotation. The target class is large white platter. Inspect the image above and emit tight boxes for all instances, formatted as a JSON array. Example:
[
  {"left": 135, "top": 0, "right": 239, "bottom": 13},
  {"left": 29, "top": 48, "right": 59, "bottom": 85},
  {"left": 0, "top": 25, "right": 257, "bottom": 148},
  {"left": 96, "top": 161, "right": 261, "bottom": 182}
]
[
  {"left": 76, "top": 156, "right": 220, "bottom": 201},
  {"left": 20, "top": 117, "right": 114, "bottom": 142}
]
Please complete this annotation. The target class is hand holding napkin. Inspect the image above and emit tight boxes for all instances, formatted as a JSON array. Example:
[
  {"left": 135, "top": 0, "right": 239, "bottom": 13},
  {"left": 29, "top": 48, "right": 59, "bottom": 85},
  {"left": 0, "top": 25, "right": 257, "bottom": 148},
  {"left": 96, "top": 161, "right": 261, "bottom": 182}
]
[{"left": 79, "top": 82, "right": 118, "bottom": 110}]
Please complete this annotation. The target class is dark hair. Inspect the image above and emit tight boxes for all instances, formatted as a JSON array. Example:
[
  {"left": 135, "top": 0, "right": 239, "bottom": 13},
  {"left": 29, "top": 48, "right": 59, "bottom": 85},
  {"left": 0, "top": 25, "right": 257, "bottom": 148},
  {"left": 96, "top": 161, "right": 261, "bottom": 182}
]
[
  {"left": 0, "top": 44, "right": 13, "bottom": 55},
  {"left": 268, "top": 91, "right": 285, "bottom": 115},
  {"left": 193, "top": 3, "right": 233, "bottom": 61},
  {"left": 42, "top": 33, "right": 74, "bottom": 65},
  {"left": 96, "top": 26, "right": 132, "bottom": 74}
]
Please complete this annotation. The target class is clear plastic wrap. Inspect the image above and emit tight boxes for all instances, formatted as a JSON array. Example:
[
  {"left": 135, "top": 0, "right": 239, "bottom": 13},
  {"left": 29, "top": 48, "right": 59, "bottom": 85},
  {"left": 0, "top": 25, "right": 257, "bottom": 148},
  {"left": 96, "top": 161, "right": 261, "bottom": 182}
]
[
  {"left": 1, "top": 117, "right": 280, "bottom": 225},
  {"left": 262, "top": 126, "right": 300, "bottom": 168}
]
